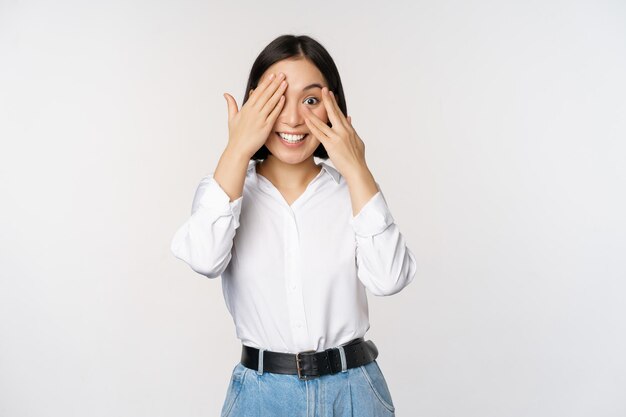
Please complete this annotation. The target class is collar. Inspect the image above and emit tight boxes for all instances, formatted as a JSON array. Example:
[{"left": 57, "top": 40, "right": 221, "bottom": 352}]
[
  {"left": 318, "top": 161, "right": 341, "bottom": 184},
  {"left": 247, "top": 159, "right": 341, "bottom": 184}
]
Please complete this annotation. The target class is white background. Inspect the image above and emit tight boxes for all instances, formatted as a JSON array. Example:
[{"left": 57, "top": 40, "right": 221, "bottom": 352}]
[{"left": 1, "top": 0, "right": 625, "bottom": 416}]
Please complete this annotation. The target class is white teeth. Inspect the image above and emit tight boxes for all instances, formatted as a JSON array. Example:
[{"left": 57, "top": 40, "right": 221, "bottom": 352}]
[{"left": 278, "top": 132, "right": 306, "bottom": 141}]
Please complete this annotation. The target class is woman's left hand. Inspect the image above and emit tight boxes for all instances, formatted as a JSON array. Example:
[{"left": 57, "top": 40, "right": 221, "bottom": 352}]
[{"left": 303, "top": 87, "right": 367, "bottom": 180}]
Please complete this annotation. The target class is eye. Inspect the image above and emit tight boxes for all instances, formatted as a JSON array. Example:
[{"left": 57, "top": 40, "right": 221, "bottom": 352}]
[{"left": 304, "top": 96, "right": 320, "bottom": 106}]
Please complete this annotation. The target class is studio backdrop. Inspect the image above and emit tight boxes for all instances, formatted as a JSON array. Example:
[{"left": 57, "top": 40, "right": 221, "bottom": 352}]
[{"left": 1, "top": 1, "right": 625, "bottom": 416}]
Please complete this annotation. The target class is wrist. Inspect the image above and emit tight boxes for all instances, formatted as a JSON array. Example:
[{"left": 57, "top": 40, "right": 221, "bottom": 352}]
[
  {"left": 343, "top": 163, "right": 372, "bottom": 184},
  {"left": 223, "top": 144, "right": 252, "bottom": 163}
]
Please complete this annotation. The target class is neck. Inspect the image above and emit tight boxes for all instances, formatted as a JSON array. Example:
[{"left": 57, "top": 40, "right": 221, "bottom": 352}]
[{"left": 256, "top": 156, "right": 322, "bottom": 189}]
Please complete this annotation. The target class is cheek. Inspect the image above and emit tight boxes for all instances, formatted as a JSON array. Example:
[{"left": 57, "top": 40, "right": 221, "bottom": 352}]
[{"left": 311, "top": 107, "right": 328, "bottom": 123}]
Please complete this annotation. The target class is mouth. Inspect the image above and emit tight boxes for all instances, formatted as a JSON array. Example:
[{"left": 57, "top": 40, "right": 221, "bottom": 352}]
[{"left": 275, "top": 131, "right": 309, "bottom": 145}]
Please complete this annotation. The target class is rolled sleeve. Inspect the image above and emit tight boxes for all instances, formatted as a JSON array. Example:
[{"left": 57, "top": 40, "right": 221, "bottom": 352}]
[
  {"left": 349, "top": 184, "right": 417, "bottom": 296},
  {"left": 170, "top": 174, "right": 243, "bottom": 278},
  {"left": 192, "top": 176, "right": 243, "bottom": 229},
  {"left": 349, "top": 189, "right": 395, "bottom": 237}
]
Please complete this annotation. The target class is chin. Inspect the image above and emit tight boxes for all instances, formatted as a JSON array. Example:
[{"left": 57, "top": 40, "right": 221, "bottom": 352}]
[
  {"left": 265, "top": 137, "right": 319, "bottom": 162},
  {"left": 266, "top": 147, "right": 314, "bottom": 163}
]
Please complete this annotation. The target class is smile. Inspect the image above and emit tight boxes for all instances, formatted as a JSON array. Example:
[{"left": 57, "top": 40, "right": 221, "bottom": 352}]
[
  {"left": 277, "top": 132, "right": 308, "bottom": 143},
  {"left": 275, "top": 132, "right": 309, "bottom": 146}
]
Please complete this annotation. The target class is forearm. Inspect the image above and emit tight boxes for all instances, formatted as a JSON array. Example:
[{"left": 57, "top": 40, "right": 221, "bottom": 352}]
[
  {"left": 344, "top": 163, "right": 380, "bottom": 217},
  {"left": 213, "top": 145, "right": 250, "bottom": 203}
]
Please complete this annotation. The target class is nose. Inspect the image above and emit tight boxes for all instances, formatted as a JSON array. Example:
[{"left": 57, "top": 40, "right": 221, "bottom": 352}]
[{"left": 279, "top": 96, "right": 305, "bottom": 128}]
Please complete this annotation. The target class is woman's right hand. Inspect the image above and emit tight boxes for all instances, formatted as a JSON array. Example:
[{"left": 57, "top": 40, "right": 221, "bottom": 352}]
[{"left": 223, "top": 72, "right": 288, "bottom": 159}]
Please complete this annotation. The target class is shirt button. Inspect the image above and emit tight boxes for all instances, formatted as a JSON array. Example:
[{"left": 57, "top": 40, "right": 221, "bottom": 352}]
[{"left": 290, "top": 284, "right": 297, "bottom": 291}]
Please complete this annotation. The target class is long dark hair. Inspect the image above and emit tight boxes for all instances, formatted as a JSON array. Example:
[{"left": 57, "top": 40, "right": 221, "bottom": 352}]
[{"left": 243, "top": 34, "right": 348, "bottom": 161}]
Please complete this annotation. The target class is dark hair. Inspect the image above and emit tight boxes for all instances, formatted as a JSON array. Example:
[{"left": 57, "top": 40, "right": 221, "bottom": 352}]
[{"left": 243, "top": 34, "right": 348, "bottom": 161}]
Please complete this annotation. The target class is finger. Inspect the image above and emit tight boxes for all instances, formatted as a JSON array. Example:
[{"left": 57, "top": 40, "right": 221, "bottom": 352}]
[
  {"left": 327, "top": 89, "right": 350, "bottom": 129},
  {"left": 223, "top": 93, "right": 238, "bottom": 122},
  {"left": 303, "top": 107, "right": 334, "bottom": 140},
  {"left": 260, "top": 78, "right": 288, "bottom": 120},
  {"left": 267, "top": 94, "right": 285, "bottom": 123},
  {"left": 320, "top": 87, "right": 345, "bottom": 130},
  {"left": 247, "top": 73, "right": 274, "bottom": 103},
  {"left": 252, "top": 73, "right": 286, "bottom": 109},
  {"left": 346, "top": 115, "right": 357, "bottom": 133},
  {"left": 304, "top": 114, "right": 330, "bottom": 145}
]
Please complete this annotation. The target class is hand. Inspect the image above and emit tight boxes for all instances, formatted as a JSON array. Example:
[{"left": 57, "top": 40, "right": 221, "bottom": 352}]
[
  {"left": 223, "top": 72, "right": 288, "bottom": 159},
  {"left": 303, "top": 87, "right": 367, "bottom": 179}
]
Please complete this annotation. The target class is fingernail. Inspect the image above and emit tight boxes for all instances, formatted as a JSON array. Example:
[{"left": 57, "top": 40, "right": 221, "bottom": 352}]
[{"left": 269, "top": 73, "right": 275, "bottom": 80}]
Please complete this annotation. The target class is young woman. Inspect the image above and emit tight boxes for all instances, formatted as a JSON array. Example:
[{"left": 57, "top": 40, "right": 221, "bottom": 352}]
[{"left": 171, "top": 34, "right": 418, "bottom": 417}]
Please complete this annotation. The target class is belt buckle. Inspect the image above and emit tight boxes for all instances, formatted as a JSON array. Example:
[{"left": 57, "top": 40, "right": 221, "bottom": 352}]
[{"left": 295, "top": 350, "right": 318, "bottom": 380}]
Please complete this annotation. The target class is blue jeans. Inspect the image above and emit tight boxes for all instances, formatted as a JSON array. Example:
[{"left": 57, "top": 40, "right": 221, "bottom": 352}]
[{"left": 220, "top": 360, "right": 396, "bottom": 417}]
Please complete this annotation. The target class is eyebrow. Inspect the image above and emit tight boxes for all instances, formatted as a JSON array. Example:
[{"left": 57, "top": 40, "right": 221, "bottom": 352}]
[{"left": 302, "top": 83, "right": 324, "bottom": 92}]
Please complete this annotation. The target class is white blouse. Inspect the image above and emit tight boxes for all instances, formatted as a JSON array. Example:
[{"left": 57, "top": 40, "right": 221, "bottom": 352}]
[{"left": 170, "top": 159, "right": 417, "bottom": 353}]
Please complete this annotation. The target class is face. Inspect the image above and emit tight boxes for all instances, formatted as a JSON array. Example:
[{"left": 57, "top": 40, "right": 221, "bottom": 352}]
[{"left": 251, "top": 58, "right": 329, "bottom": 164}]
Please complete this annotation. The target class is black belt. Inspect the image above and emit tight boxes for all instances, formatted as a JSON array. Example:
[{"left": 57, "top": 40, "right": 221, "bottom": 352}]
[{"left": 240, "top": 337, "right": 378, "bottom": 380}]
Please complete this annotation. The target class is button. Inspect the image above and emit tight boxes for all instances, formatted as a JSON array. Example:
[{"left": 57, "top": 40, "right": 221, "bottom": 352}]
[{"left": 290, "top": 284, "right": 297, "bottom": 291}]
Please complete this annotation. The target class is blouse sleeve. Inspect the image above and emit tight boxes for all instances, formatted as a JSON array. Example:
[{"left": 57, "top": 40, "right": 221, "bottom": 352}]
[
  {"left": 349, "top": 183, "right": 418, "bottom": 296},
  {"left": 170, "top": 174, "right": 243, "bottom": 278}
]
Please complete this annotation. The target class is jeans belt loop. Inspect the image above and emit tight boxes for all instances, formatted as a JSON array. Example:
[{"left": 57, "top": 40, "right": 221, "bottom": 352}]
[
  {"left": 337, "top": 345, "right": 348, "bottom": 372},
  {"left": 257, "top": 348, "right": 264, "bottom": 375}
]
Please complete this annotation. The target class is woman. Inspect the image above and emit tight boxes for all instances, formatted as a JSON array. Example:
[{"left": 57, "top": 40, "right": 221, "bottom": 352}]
[{"left": 170, "top": 34, "right": 418, "bottom": 417}]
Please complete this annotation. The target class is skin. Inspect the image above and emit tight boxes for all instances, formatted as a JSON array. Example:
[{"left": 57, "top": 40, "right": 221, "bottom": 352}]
[
  {"left": 252, "top": 58, "right": 328, "bottom": 193},
  {"left": 215, "top": 57, "right": 378, "bottom": 216},
  {"left": 302, "top": 82, "right": 379, "bottom": 217},
  {"left": 253, "top": 57, "right": 379, "bottom": 215}
]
